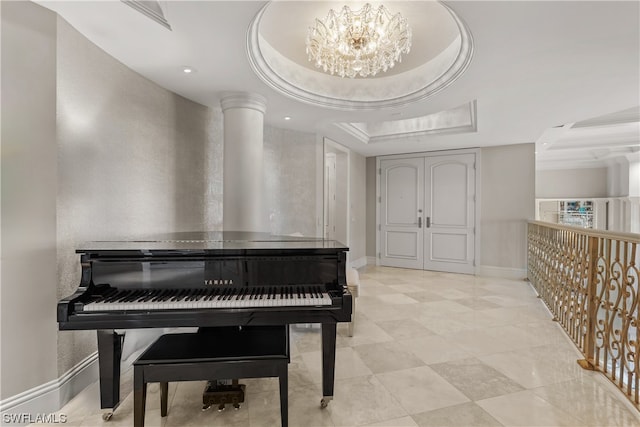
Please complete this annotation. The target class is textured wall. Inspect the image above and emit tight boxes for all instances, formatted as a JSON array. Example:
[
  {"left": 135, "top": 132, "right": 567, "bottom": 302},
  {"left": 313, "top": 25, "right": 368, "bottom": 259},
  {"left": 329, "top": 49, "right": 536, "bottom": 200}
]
[
  {"left": 1, "top": 0, "right": 58, "bottom": 399},
  {"left": 56, "top": 17, "right": 221, "bottom": 375},
  {"left": 536, "top": 167, "right": 608, "bottom": 199},
  {"left": 480, "top": 143, "right": 536, "bottom": 270},
  {"left": 263, "top": 126, "right": 319, "bottom": 236},
  {"left": 348, "top": 151, "right": 367, "bottom": 264}
]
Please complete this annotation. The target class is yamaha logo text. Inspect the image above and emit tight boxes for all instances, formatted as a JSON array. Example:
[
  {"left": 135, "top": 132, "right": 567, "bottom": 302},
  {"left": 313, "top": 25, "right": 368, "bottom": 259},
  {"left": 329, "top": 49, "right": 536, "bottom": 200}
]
[{"left": 204, "top": 279, "right": 234, "bottom": 286}]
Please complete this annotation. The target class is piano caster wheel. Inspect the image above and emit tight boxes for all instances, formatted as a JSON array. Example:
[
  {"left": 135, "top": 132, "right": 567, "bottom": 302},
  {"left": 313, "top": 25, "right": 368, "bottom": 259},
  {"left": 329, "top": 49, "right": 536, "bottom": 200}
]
[
  {"left": 217, "top": 404, "right": 226, "bottom": 412},
  {"left": 202, "top": 404, "right": 211, "bottom": 411},
  {"left": 320, "top": 398, "right": 329, "bottom": 409},
  {"left": 102, "top": 412, "right": 113, "bottom": 421},
  {"left": 233, "top": 403, "right": 241, "bottom": 410}
]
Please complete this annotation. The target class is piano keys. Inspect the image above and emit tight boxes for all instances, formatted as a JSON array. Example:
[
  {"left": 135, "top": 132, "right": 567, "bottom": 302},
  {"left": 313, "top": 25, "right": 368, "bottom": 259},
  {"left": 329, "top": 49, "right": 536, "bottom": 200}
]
[
  {"left": 80, "top": 285, "right": 333, "bottom": 312},
  {"left": 57, "top": 231, "right": 352, "bottom": 416}
]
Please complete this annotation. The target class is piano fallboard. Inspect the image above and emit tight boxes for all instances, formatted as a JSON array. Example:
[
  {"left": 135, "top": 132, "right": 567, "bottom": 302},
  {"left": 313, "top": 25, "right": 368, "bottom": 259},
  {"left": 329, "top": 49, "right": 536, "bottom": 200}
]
[{"left": 59, "top": 304, "right": 351, "bottom": 330}]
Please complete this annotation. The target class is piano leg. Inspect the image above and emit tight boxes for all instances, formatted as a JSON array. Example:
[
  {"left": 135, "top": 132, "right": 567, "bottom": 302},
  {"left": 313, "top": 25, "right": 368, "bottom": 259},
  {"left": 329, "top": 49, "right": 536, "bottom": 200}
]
[
  {"left": 97, "top": 329, "right": 124, "bottom": 419},
  {"left": 320, "top": 323, "right": 337, "bottom": 408}
]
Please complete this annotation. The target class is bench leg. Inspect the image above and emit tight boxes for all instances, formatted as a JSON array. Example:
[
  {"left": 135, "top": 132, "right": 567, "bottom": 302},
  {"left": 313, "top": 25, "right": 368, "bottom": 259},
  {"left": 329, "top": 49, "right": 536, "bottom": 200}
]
[
  {"left": 160, "top": 382, "right": 168, "bottom": 417},
  {"left": 133, "top": 367, "right": 147, "bottom": 427},
  {"left": 279, "top": 363, "right": 288, "bottom": 427}
]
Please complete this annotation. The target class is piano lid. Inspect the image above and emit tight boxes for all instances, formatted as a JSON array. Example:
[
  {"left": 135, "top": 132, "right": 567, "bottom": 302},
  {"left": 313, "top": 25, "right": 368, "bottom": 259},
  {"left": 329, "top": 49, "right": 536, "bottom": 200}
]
[{"left": 76, "top": 231, "right": 348, "bottom": 253}]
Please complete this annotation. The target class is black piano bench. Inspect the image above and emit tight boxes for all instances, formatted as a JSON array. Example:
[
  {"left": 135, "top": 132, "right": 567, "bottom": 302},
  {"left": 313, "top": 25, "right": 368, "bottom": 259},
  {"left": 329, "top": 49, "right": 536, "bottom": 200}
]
[{"left": 133, "top": 325, "right": 290, "bottom": 427}]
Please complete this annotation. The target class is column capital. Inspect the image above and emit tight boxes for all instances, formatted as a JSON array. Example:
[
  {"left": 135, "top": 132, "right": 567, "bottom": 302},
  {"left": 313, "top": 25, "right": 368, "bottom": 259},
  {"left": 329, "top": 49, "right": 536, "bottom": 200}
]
[{"left": 220, "top": 92, "right": 267, "bottom": 114}]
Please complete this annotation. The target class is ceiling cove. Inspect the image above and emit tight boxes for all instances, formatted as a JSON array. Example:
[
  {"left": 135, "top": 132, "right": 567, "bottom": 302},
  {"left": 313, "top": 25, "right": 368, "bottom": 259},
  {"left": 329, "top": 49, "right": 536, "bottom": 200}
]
[{"left": 246, "top": 1, "right": 474, "bottom": 111}]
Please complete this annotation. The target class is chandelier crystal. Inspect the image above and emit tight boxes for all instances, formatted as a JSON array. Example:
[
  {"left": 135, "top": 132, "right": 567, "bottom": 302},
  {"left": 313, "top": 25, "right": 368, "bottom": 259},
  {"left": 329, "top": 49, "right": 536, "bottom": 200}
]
[{"left": 305, "top": 3, "right": 412, "bottom": 78}]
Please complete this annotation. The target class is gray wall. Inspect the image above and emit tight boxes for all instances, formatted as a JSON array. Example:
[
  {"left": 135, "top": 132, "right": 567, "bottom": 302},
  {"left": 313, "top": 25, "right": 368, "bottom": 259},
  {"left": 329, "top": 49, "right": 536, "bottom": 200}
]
[
  {"left": 479, "top": 143, "right": 536, "bottom": 271},
  {"left": 536, "top": 167, "right": 608, "bottom": 199},
  {"left": 1, "top": 0, "right": 58, "bottom": 399}
]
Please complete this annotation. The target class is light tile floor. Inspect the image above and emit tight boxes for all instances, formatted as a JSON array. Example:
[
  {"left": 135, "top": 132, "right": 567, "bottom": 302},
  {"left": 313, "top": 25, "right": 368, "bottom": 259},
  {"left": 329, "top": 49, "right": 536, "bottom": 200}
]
[{"left": 44, "top": 266, "right": 640, "bottom": 426}]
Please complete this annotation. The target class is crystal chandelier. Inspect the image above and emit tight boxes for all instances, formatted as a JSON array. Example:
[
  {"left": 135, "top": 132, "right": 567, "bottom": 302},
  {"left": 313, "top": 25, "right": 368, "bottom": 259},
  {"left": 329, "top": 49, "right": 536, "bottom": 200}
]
[{"left": 306, "top": 3, "right": 412, "bottom": 78}]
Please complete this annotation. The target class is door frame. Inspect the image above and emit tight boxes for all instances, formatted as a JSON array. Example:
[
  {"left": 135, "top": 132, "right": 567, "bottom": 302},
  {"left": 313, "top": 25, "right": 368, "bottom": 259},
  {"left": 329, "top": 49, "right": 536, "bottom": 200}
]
[
  {"left": 324, "top": 138, "right": 350, "bottom": 253},
  {"left": 376, "top": 148, "right": 482, "bottom": 274}
]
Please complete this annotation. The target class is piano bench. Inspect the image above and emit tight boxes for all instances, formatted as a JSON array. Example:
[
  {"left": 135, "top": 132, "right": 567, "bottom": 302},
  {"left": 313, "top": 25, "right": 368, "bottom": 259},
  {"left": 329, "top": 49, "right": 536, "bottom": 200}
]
[{"left": 133, "top": 325, "right": 289, "bottom": 427}]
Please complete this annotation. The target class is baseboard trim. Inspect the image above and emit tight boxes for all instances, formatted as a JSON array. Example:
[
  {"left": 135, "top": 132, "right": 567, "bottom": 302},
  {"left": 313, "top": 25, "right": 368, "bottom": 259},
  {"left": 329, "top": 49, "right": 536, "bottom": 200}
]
[
  {"left": 349, "top": 257, "right": 368, "bottom": 269},
  {"left": 0, "top": 352, "right": 98, "bottom": 418},
  {"left": 366, "top": 256, "right": 377, "bottom": 266},
  {"left": 475, "top": 265, "right": 527, "bottom": 280}
]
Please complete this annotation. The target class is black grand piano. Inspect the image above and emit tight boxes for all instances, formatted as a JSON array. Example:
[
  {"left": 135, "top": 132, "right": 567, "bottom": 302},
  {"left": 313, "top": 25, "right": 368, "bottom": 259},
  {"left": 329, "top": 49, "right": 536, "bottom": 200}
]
[{"left": 57, "top": 231, "right": 352, "bottom": 418}]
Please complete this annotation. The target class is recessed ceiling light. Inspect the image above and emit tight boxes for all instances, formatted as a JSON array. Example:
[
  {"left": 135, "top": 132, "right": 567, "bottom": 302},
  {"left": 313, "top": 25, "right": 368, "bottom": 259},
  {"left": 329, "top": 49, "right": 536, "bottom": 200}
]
[
  {"left": 182, "top": 66, "right": 195, "bottom": 74},
  {"left": 284, "top": 116, "right": 291, "bottom": 120}
]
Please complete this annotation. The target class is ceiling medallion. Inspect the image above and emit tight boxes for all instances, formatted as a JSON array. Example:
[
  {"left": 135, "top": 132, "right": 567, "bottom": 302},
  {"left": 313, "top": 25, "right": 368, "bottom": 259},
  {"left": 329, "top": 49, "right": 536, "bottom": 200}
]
[{"left": 305, "top": 3, "right": 412, "bottom": 78}]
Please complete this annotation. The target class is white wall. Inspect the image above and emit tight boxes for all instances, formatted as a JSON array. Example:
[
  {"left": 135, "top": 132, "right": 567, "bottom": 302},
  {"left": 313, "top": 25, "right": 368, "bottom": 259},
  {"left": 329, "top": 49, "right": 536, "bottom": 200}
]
[
  {"left": 535, "top": 157, "right": 639, "bottom": 232},
  {"left": 56, "top": 15, "right": 220, "bottom": 378},
  {"left": 349, "top": 151, "right": 367, "bottom": 266},
  {"left": 1, "top": 0, "right": 58, "bottom": 399},
  {"left": 263, "top": 126, "right": 320, "bottom": 236},
  {"left": 335, "top": 151, "right": 348, "bottom": 245},
  {"left": 323, "top": 139, "right": 367, "bottom": 264},
  {"left": 607, "top": 158, "right": 630, "bottom": 197},
  {"left": 479, "top": 144, "right": 536, "bottom": 275},
  {"left": 627, "top": 157, "right": 639, "bottom": 198},
  {"left": 536, "top": 167, "right": 608, "bottom": 199}
]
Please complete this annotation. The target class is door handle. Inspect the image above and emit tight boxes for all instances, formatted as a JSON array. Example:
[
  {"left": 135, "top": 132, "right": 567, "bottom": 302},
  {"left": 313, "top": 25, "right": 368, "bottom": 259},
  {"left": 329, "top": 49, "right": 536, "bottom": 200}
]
[
  {"left": 418, "top": 217, "right": 422, "bottom": 228},
  {"left": 426, "top": 217, "right": 431, "bottom": 228}
]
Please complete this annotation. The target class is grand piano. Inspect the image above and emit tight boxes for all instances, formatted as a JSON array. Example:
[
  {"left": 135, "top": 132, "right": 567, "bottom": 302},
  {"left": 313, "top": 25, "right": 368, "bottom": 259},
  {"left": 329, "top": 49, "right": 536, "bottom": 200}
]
[{"left": 57, "top": 231, "right": 352, "bottom": 418}]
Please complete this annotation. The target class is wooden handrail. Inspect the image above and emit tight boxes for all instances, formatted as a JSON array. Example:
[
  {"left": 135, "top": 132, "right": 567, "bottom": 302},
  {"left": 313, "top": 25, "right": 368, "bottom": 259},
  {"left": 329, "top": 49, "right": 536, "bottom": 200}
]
[{"left": 528, "top": 220, "right": 640, "bottom": 243}]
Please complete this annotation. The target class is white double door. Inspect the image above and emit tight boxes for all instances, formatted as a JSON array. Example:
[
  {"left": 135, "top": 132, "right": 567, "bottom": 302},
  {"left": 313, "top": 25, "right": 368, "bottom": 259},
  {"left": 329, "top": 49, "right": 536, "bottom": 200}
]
[{"left": 379, "top": 153, "right": 476, "bottom": 274}]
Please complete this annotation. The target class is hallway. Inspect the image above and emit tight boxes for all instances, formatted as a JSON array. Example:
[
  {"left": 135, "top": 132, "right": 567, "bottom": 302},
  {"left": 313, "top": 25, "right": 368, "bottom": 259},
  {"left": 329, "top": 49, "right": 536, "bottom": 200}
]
[{"left": 51, "top": 267, "right": 640, "bottom": 426}]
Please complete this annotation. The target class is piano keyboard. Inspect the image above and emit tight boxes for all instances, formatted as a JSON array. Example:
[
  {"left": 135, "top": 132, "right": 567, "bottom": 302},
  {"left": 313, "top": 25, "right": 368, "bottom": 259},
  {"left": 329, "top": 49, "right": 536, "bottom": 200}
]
[{"left": 82, "top": 285, "right": 332, "bottom": 312}]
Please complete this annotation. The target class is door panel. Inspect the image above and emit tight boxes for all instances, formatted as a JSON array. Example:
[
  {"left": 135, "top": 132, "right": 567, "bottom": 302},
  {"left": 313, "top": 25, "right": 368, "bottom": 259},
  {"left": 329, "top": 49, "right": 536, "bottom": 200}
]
[
  {"left": 430, "top": 232, "right": 468, "bottom": 262},
  {"left": 387, "top": 167, "right": 419, "bottom": 224},
  {"left": 380, "top": 158, "right": 424, "bottom": 269},
  {"left": 431, "top": 162, "right": 468, "bottom": 227},
  {"left": 385, "top": 231, "right": 419, "bottom": 258},
  {"left": 424, "top": 154, "right": 475, "bottom": 274}
]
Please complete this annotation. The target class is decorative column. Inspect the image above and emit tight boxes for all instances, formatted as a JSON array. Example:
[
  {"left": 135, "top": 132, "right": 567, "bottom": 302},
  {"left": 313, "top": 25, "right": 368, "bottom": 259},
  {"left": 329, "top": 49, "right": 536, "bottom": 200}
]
[{"left": 220, "top": 92, "right": 267, "bottom": 232}]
